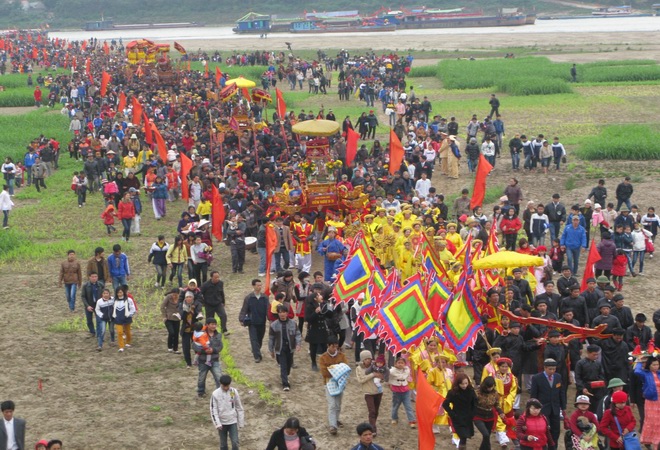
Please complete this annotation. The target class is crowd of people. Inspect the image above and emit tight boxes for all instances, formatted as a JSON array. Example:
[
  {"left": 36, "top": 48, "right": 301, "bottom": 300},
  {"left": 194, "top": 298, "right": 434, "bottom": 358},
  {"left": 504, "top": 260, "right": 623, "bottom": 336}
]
[{"left": 3, "top": 29, "right": 660, "bottom": 450}]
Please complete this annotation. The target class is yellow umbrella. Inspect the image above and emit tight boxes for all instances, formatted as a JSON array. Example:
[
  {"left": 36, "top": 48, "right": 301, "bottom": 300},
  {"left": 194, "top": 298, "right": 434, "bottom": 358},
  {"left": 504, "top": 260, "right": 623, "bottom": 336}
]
[
  {"left": 225, "top": 76, "right": 256, "bottom": 88},
  {"left": 292, "top": 119, "right": 340, "bottom": 137},
  {"left": 472, "top": 251, "right": 544, "bottom": 270}
]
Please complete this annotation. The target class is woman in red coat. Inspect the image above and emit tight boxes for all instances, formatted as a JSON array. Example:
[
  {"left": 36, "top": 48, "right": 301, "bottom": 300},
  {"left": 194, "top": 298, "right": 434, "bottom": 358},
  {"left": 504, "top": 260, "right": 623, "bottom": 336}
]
[
  {"left": 117, "top": 192, "right": 136, "bottom": 242},
  {"left": 599, "top": 391, "right": 636, "bottom": 449},
  {"left": 500, "top": 207, "right": 522, "bottom": 251}
]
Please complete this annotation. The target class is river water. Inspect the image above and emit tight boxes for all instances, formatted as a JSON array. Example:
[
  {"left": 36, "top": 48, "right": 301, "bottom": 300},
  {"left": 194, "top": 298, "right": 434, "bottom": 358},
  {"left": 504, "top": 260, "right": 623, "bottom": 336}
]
[{"left": 49, "top": 16, "right": 660, "bottom": 42}]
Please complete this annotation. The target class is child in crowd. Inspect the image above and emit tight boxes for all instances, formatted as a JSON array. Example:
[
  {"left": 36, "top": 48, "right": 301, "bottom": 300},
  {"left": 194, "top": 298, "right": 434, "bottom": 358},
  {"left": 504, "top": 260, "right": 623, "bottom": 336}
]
[
  {"left": 71, "top": 171, "right": 79, "bottom": 191},
  {"left": 100, "top": 203, "right": 117, "bottom": 236},
  {"left": 389, "top": 357, "right": 417, "bottom": 428},
  {"left": 549, "top": 238, "right": 565, "bottom": 273},
  {"left": 192, "top": 321, "right": 212, "bottom": 367},
  {"left": 367, "top": 354, "right": 389, "bottom": 393},
  {"left": 612, "top": 249, "right": 628, "bottom": 291}
]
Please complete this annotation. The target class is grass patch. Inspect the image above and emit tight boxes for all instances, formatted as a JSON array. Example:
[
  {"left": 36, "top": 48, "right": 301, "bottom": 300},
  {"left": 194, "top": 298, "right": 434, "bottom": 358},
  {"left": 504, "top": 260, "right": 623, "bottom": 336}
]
[
  {"left": 408, "top": 65, "right": 438, "bottom": 78},
  {"left": 437, "top": 57, "right": 572, "bottom": 92},
  {"left": 582, "top": 65, "right": 660, "bottom": 83},
  {"left": 0, "top": 87, "right": 37, "bottom": 107},
  {"left": 564, "top": 176, "right": 577, "bottom": 191},
  {"left": 221, "top": 339, "right": 282, "bottom": 408},
  {"left": 575, "top": 125, "right": 660, "bottom": 160},
  {"left": 498, "top": 77, "right": 572, "bottom": 96}
]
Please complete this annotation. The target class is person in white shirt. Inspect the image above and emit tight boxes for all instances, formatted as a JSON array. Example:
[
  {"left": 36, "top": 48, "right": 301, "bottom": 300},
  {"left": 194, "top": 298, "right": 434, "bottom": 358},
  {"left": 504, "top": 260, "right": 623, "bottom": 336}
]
[
  {"left": 210, "top": 375, "right": 245, "bottom": 450},
  {"left": 481, "top": 137, "right": 496, "bottom": 167},
  {"left": 0, "top": 185, "right": 14, "bottom": 229},
  {"left": 414, "top": 172, "right": 432, "bottom": 200},
  {"left": 1, "top": 400, "right": 25, "bottom": 450}
]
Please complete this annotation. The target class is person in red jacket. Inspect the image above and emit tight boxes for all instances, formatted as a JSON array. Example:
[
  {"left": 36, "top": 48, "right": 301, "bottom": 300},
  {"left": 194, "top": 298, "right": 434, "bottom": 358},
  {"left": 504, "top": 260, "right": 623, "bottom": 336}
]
[
  {"left": 34, "top": 85, "right": 42, "bottom": 107},
  {"left": 500, "top": 207, "right": 523, "bottom": 251},
  {"left": 517, "top": 398, "right": 554, "bottom": 449},
  {"left": 117, "top": 192, "right": 136, "bottom": 242},
  {"left": 599, "top": 391, "right": 636, "bottom": 449}
]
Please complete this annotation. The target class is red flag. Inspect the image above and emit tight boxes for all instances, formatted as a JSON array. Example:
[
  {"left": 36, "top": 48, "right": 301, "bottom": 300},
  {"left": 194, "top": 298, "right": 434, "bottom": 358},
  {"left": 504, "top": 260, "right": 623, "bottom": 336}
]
[
  {"left": 173, "top": 41, "right": 187, "bottom": 55},
  {"left": 581, "top": 238, "right": 601, "bottom": 291},
  {"left": 85, "top": 58, "right": 91, "bottom": 75},
  {"left": 229, "top": 117, "right": 239, "bottom": 131},
  {"left": 264, "top": 223, "right": 278, "bottom": 295},
  {"left": 0, "top": 39, "right": 5, "bottom": 50},
  {"left": 103, "top": 41, "right": 109, "bottom": 55},
  {"left": 117, "top": 91, "right": 127, "bottom": 113},
  {"left": 345, "top": 127, "right": 359, "bottom": 167},
  {"left": 71, "top": 56, "right": 77, "bottom": 70},
  {"left": 389, "top": 129, "right": 404, "bottom": 175},
  {"left": 275, "top": 88, "right": 286, "bottom": 119},
  {"left": 89, "top": 72, "right": 94, "bottom": 85},
  {"left": 132, "top": 97, "right": 143, "bottom": 126},
  {"left": 151, "top": 122, "right": 167, "bottom": 162},
  {"left": 204, "top": 63, "right": 209, "bottom": 78},
  {"left": 100, "top": 71, "right": 111, "bottom": 97},
  {"left": 31, "top": 47, "right": 38, "bottom": 60},
  {"left": 180, "top": 152, "right": 193, "bottom": 200},
  {"left": 241, "top": 87, "right": 251, "bottom": 102},
  {"left": 471, "top": 154, "right": 494, "bottom": 209},
  {"left": 81, "top": 40, "right": 87, "bottom": 51},
  {"left": 42, "top": 49, "right": 48, "bottom": 60},
  {"left": 215, "top": 66, "right": 223, "bottom": 87},
  {"left": 416, "top": 368, "right": 444, "bottom": 450},
  {"left": 211, "top": 184, "right": 226, "bottom": 242},
  {"left": 143, "top": 113, "right": 153, "bottom": 145}
]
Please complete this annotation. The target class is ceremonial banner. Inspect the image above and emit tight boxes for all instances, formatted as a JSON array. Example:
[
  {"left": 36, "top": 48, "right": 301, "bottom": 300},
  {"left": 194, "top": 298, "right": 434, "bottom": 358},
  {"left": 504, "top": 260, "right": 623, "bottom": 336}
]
[
  {"left": 439, "top": 276, "right": 483, "bottom": 353},
  {"left": 215, "top": 66, "right": 223, "bottom": 87},
  {"left": 211, "top": 185, "right": 226, "bottom": 242},
  {"left": 389, "top": 129, "right": 404, "bottom": 175},
  {"left": 332, "top": 232, "right": 376, "bottom": 304},
  {"left": 275, "top": 88, "right": 286, "bottom": 119},
  {"left": 132, "top": 97, "right": 143, "bottom": 126},
  {"left": 425, "top": 273, "right": 452, "bottom": 322},
  {"left": 581, "top": 238, "right": 601, "bottom": 291},
  {"left": 377, "top": 274, "right": 437, "bottom": 353},
  {"left": 345, "top": 127, "right": 359, "bottom": 166},
  {"left": 180, "top": 152, "right": 193, "bottom": 200},
  {"left": 416, "top": 368, "right": 444, "bottom": 450},
  {"left": 151, "top": 123, "right": 167, "bottom": 162},
  {"left": 100, "top": 71, "right": 111, "bottom": 97},
  {"left": 174, "top": 41, "right": 187, "bottom": 55},
  {"left": 117, "top": 91, "right": 127, "bottom": 113},
  {"left": 471, "top": 153, "right": 494, "bottom": 209},
  {"left": 264, "top": 223, "right": 278, "bottom": 295}
]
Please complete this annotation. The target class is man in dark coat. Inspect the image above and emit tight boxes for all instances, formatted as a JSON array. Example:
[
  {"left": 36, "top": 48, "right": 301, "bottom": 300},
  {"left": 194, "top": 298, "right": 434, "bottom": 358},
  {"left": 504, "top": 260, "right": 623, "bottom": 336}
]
[
  {"left": 556, "top": 266, "right": 578, "bottom": 298},
  {"left": 0, "top": 400, "right": 26, "bottom": 450},
  {"left": 530, "top": 359, "right": 566, "bottom": 450},
  {"left": 201, "top": 271, "right": 228, "bottom": 336},
  {"left": 534, "top": 281, "right": 561, "bottom": 317},
  {"left": 625, "top": 313, "right": 652, "bottom": 351},
  {"left": 560, "top": 285, "right": 590, "bottom": 327},
  {"left": 611, "top": 294, "right": 634, "bottom": 331},
  {"left": 512, "top": 268, "right": 534, "bottom": 306},
  {"left": 543, "top": 330, "right": 569, "bottom": 408},
  {"left": 591, "top": 299, "right": 621, "bottom": 334},
  {"left": 239, "top": 279, "right": 269, "bottom": 363},
  {"left": 575, "top": 345, "right": 606, "bottom": 413},
  {"left": 599, "top": 328, "right": 630, "bottom": 384},
  {"left": 581, "top": 277, "right": 604, "bottom": 324},
  {"left": 544, "top": 193, "right": 567, "bottom": 240}
]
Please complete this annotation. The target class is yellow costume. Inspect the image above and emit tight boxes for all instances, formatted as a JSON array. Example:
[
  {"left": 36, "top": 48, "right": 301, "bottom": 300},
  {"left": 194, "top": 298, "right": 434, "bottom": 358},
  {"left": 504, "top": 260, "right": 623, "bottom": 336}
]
[
  {"left": 446, "top": 230, "right": 463, "bottom": 251},
  {"left": 396, "top": 245, "right": 416, "bottom": 279}
]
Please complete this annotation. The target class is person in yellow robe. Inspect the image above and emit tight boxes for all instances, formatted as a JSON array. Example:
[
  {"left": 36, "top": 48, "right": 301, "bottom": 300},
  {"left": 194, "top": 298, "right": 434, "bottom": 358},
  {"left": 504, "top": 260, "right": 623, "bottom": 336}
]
[
  {"left": 372, "top": 224, "right": 395, "bottom": 269},
  {"left": 434, "top": 238, "right": 456, "bottom": 271},
  {"left": 447, "top": 261, "right": 462, "bottom": 287},
  {"left": 427, "top": 353, "right": 455, "bottom": 429},
  {"left": 362, "top": 214, "right": 376, "bottom": 248},
  {"left": 395, "top": 227, "right": 412, "bottom": 256},
  {"left": 445, "top": 222, "right": 463, "bottom": 252},
  {"left": 373, "top": 208, "right": 388, "bottom": 228},
  {"left": 493, "top": 358, "right": 518, "bottom": 447},
  {"left": 396, "top": 240, "right": 416, "bottom": 279},
  {"left": 398, "top": 208, "right": 417, "bottom": 230}
]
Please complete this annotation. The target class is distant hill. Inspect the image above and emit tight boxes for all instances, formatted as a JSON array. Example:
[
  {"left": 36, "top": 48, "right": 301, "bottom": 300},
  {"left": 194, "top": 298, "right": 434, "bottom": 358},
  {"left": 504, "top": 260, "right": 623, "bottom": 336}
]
[{"left": 0, "top": 0, "right": 656, "bottom": 29}]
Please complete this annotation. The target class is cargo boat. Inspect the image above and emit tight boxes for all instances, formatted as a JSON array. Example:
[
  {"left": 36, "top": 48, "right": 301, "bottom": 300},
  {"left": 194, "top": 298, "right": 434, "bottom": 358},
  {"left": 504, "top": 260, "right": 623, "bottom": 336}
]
[
  {"left": 84, "top": 19, "right": 204, "bottom": 31},
  {"left": 374, "top": 7, "right": 531, "bottom": 28}
]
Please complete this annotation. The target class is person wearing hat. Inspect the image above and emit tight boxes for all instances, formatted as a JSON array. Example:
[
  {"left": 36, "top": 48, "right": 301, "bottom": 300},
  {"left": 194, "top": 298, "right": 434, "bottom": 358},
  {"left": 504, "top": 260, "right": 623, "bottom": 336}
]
[
  {"left": 494, "top": 321, "right": 530, "bottom": 407},
  {"left": 625, "top": 313, "right": 652, "bottom": 352},
  {"left": 591, "top": 298, "right": 622, "bottom": 333},
  {"left": 599, "top": 390, "right": 636, "bottom": 450},
  {"left": 355, "top": 350, "right": 388, "bottom": 436},
  {"left": 566, "top": 395, "right": 599, "bottom": 449},
  {"left": 317, "top": 226, "right": 346, "bottom": 282},
  {"left": 580, "top": 277, "right": 603, "bottom": 324},
  {"left": 530, "top": 358, "right": 566, "bottom": 449},
  {"left": 560, "top": 284, "right": 589, "bottom": 327},
  {"left": 600, "top": 328, "right": 630, "bottom": 386},
  {"left": 610, "top": 293, "right": 634, "bottom": 330},
  {"left": 543, "top": 329, "right": 569, "bottom": 402},
  {"left": 596, "top": 378, "right": 628, "bottom": 421},
  {"left": 534, "top": 281, "right": 561, "bottom": 317},
  {"left": 493, "top": 358, "right": 517, "bottom": 447},
  {"left": 575, "top": 345, "right": 606, "bottom": 413}
]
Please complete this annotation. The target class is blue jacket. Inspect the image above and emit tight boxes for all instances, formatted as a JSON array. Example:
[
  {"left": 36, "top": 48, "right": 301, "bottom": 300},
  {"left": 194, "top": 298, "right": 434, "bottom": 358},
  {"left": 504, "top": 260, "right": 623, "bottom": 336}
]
[
  {"left": 24, "top": 152, "right": 37, "bottom": 167},
  {"left": 560, "top": 224, "right": 587, "bottom": 249},
  {"left": 567, "top": 213, "right": 586, "bottom": 229},
  {"left": 152, "top": 182, "right": 168, "bottom": 200},
  {"left": 107, "top": 253, "right": 130, "bottom": 278},
  {"left": 635, "top": 362, "right": 660, "bottom": 401}
]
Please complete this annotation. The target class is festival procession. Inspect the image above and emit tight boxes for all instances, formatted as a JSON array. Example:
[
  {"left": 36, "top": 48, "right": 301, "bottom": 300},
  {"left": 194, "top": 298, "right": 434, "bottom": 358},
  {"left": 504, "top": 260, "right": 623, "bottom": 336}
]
[{"left": 1, "top": 20, "right": 660, "bottom": 450}]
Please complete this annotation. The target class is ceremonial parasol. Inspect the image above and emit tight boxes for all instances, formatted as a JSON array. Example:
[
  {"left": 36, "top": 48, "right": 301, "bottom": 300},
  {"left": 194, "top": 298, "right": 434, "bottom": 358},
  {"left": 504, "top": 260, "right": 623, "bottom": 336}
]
[
  {"left": 472, "top": 251, "right": 544, "bottom": 270},
  {"left": 251, "top": 88, "right": 272, "bottom": 102},
  {"left": 225, "top": 76, "right": 256, "bottom": 88},
  {"left": 219, "top": 84, "right": 238, "bottom": 102},
  {"left": 292, "top": 119, "right": 340, "bottom": 137}
]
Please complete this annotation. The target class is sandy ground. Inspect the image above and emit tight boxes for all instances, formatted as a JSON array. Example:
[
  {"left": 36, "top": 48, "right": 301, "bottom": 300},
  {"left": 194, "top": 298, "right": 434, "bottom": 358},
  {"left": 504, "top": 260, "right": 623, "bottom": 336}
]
[
  {"left": 182, "top": 30, "right": 660, "bottom": 57},
  {"left": 1, "top": 34, "right": 660, "bottom": 449}
]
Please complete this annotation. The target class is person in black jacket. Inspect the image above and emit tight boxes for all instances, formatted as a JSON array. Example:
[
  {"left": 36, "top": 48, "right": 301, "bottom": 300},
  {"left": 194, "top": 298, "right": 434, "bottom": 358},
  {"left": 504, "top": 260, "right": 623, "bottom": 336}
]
[
  {"left": 625, "top": 313, "right": 652, "bottom": 351},
  {"left": 201, "top": 271, "right": 228, "bottom": 336},
  {"left": 512, "top": 268, "right": 534, "bottom": 306},
  {"left": 238, "top": 279, "right": 269, "bottom": 363},
  {"left": 81, "top": 272, "right": 104, "bottom": 337},
  {"left": 556, "top": 266, "right": 578, "bottom": 298},
  {"left": 305, "top": 289, "right": 333, "bottom": 371},
  {"left": 599, "top": 328, "right": 630, "bottom": 384},
  {"left": 560, "top": 285, "right": 589, "bottom": 327},
  {"left": 588, "top": 179, "right": 608, "bottom": 209},
  {"left": 544, "top": 194, "right": 566, "bottom": 240},
  {"left": 442, "top": 373, "right": 477, "bottom": 450},
  {"left": 611, "top": 294, "right": 634, "bottom": 331},
  {"left": 615, "top": 177, "right": 633, "bottom": 211},
  {"left": 266, "top": 417, "right": 314, "bottom": 450}
]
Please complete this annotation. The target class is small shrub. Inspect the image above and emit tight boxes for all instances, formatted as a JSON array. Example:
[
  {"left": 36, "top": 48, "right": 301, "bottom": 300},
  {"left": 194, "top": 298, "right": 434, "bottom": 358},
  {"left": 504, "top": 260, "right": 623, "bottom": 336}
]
[
  {"left": 582, "top": 65, "right": 660, "bottom": 83},
  {"left": 565, "top": 176, "right": 577, "bottom": 191}
]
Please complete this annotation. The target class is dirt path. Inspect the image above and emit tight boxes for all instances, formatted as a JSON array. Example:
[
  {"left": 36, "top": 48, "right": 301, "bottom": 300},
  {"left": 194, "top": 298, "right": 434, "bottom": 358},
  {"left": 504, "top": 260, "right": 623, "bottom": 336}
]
[{"left": 0, "top": 106, "right": 38, "bottom": 115}]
